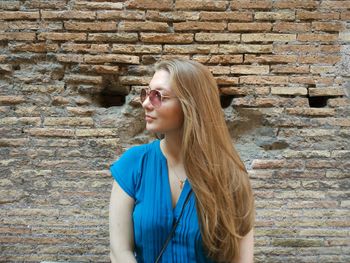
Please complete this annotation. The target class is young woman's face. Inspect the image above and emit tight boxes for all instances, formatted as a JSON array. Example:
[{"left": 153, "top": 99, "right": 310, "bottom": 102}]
[{"left": 142, "top": 70, "right": 184, "bottom": 134}]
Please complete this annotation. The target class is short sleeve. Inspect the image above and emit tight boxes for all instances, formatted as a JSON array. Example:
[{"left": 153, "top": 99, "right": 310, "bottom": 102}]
[{"left": 109, "top": 145, "right": 145, "bottom": 199}]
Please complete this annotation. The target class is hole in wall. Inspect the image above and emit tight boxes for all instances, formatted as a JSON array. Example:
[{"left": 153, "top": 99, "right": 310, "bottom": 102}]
[{"left": 308, "top": 96, "right": 330, "bottom": 108}]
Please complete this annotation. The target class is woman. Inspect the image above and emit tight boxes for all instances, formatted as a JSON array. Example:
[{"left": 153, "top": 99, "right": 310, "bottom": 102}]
[{"left": 109, "top": 58, "right": 255, "bottom": 263}]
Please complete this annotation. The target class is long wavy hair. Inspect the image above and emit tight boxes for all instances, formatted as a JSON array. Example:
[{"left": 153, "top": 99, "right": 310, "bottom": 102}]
[{"left": 155, "top": 58, "right": 255, "bottom": 262}]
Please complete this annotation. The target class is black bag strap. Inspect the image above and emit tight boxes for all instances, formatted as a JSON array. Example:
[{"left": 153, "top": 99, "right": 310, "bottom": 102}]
[{"left": 154, "top": 189, "right": 193, "bottom": 263}]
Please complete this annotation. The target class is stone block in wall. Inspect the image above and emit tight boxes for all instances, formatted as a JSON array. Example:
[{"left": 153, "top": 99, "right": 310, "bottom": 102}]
[
  {"left": 125, "top": 0, "right": 173, "bottom": 10},
  {"left": 87, "top": 33, "right": 138, "bottom": 42},
  {"left": 195, "top": 33, "right": 239, "bottom": 42},
  {"left": 228, "top": 22, "right": 272, "bottom": 32},
  {"left": 174, "top": 21, "right": 226, "bottom": 31},
  {"left": 175, "top": 0, "right": 227, "bottom": 11},
  {"left": 230, "top": 0, "right": 272, "bottom": 10},
  {"left": 97, "top": 10, "right": 145, "bottom": 20},
  {"left": 199, "top": 11, "right": 253, "bottom": 21},
  {"left": 73, "top": 1, "right": 123, "bottom": 10},
  {"left": 140, "top": 33, "right": 194, "bottom": 43},
  {"left": 220, "top": 44, "right": 273, "bottom": 53}
]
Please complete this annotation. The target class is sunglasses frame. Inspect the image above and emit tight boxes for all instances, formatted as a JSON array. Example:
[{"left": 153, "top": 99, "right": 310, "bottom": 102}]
[{"left": 140, "top": 88, "right": 174, "bottom": 108}]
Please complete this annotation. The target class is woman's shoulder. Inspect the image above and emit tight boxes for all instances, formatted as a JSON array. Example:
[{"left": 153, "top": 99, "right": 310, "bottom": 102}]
[{"left": 117, "top": 139, "right": 160, "bottom": 160}]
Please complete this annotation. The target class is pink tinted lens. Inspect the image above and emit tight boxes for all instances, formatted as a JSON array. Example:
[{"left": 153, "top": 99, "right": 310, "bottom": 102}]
[{"left": 149, "top": 90, "right": 162, "bottom": 107}]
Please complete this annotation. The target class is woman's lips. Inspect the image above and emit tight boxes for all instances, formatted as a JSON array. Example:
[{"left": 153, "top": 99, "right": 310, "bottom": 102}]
[{"left": 145, "top": 115, "right": 156, "bottom": 121}]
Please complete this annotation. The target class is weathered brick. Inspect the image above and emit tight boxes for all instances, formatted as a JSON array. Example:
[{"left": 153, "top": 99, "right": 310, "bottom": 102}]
[
  {"left": 145, "top": 11, "right": 199, "bottom": 21},
  {"left": 119, "top": 21, "right": 169, "bottom": 32},
  {"left": 125, "top": 0, "right": 172, "bottom": 10},
  {"left": 8, "top": 43, "right": 59, "bottom": 53},
  {"left": 240, "top": 76, "right": 289, "bottom": 85},
  {"left": 23, "top": 0, "right": 67, "bottom": 9},
  {"left": 273, "top": 22, "right": 311, "bottom": 33},
  {"left": 0, "top": 11, "right": 39, "bottom": 20},
  {"left": 64, "top": 74, "right": 103, "bottom": 85},
  {"left": 64, "top": 21, "right": 117, "bottom": 31},
  {"left": 230, "top": 0, "right": 272, "bottom": 10},
  {"left": 38, "top": 33, "right": 86, "bottom": 41},
  {"left": 215, "top": 76, "right": 239, "bottom": 85},
  {"left": 141, "top": 33, "right": 193, "bottom": 43},
  {"left": 271, "top": 65, "right": 309, "bottom": 74},
  {"left": 340, "top": 11, "right": 350, "bottom": 20},
  {"left": 192, "top": 54, "right": 243, "bottom": 64},
  {"left": 219, "top": 44, "right": 273, "bottom": 53},
  {"left": 0, "top": 1, "right": 20, "bottom": 10},
  {"left": 0, "top": 96, "right": 25, "bottom": 105},
  {"left": 316, "top": 118, "right": 350, "bottom": 127},
  {"left": 339, "top": 32, "right": 350, "bottom": 42},
  {"left": 208, "top": 66, "right": 230, "bottom": 75},
  {"left": 273, "top": 0, "right": 318, "bottom": 8},
  {"left": 245, "top": 54, "right": 298, "bottom": 64},
  {"left": 23, "top": 128, "right": 75, "bottom": 137},
  {"left": 61, "top": 43, "right": 109, "bottom": 53},
  {"left": 0, "top": 21, "right": 63, "bottom": 31},
  {"left": 252, "top": 159, "right": 303, "bottom": 169},
  {"left": 56, "top": 54, "right": 84, "bottom": 63},
  {"left": 242, "top": 33, "right": 296, "bottom": 42},
  {"left": 298, "top": 55, "right": 341, "bottom": 64},
  {"left": 164, "top": 44, "right": 219, "bottom": 54},
  {"left": 78, "top": 65, "right": 120, "bottom": 74},
  {"left": 112, "top": 44, "right": 162, "bottom": 54},
  {"left": 220, "top": 86, "right": 269, "bottom": 95},
  {"left": 87, "top": 33, "right": 138, "bottom": 42},
  {"left": 255, "top": 11, "right": 295, "bottom": 21},
  {"left": 228, "top": 22, "right": 272, "bottom": 32},
  {"left": 320, "top": 0, "right": 350, "bottom": 9},
  {"left": 297, "top": 33, "right": 338, "bottom": 42},
  {"left": 0, "top": 117, "right": 41, "bottom": 126},
  {"left": 0, "top": 32, "right": 36, "bottom": 41},
  {"left": 312, "top": 21, "right": 345, "bottom": 32},
  {"left": 200, "top": 11, "right": 253, "bottom": 21},
  {"left": 271, "top": 87, "right": 308, "bottom": 96},
  {"left": 73, "top": 1, "right": 123, "bottom": 10},
  {"left": 274, "top": 44, "right": 340, "bottom": 54},
  {"left": 286, "top": 108, "right": 336, "bottom": 117},
  {"left": 119, "top": 76, "right": 152, "bottom": 85},
  {"left": 327, "top": 98, "right": 350, "bottom": 107},
  {"left": 297, "top": 11, "right": 340, "bottom": 20},
  {"left": 195, "top": 33, "right": 239, "bottom": 42},
  {"left": 231, "top": 65, "right": 269, "bottom": 75},
  {"left": 97, "top": 10, "right": 145, "bottom": 20},
  {"left": 42, "top": 11, "right": 96, "bottom": 20},
  {"left": 174, "top": 21, "right": 226, "bottom": 31},
  {"left": 44, "top": 117, "right": 94, "bottom": 127},
  {"left": 75, "top": 128, "right": 119, "bottom": 137},
  {"left": 175, "top": 0, "right": 227, "bottom": 10},
  {"left": 84, "top": 54, "right": 140, "bottom": 64}
]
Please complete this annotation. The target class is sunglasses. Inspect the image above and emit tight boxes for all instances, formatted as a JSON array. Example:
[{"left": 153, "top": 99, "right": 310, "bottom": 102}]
[{"left": 140, "top": 88, "right": 175, "bottom": 108}]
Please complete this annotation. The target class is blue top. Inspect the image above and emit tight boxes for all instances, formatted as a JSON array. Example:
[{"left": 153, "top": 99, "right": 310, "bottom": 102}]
[{"left": 110, "top": 140, "right": 215, "bottom": 263}]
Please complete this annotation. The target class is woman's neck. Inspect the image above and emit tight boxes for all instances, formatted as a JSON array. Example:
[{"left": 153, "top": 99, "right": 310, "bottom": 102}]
[{"left": 161, "top": 131, "right": 183, "bottom": 165}]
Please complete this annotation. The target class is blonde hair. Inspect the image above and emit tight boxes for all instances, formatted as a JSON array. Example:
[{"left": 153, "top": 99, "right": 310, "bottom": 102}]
[{"left": 155, "top": 58, "right": 255, "bottom": 262}]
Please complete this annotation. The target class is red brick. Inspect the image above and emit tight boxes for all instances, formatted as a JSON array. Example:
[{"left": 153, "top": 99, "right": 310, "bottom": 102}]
[
  {"left": 61, "top": 43, "right": 109, "bottom": 53},
  {"left": 341, "top": 11, "right": 350, "bottom": 20},
  {"left": 230, "top": 0, "right": 272, "bottom": 10},
  {"left": 174, "top": 21, "right": 226, "bottom": 31},
  {"left": 220, "top": 44, "right": 273, "bottom": 53},
  {"left": 200, "top": 11, "right": 253, "bottom": 21},
  {"left": 84, "top": 54, "right": 140, "bottom": 64},
  {"left": 73, "top": 1, "right": 123, "bottom": 10},
  {"left": 38, "top": 33, "right": 86, "bottom": 41},
  {"left": 296, "top": 11, "right": 339, "bottom": 20},
  {"left": 208, "top": 66, "right": 231, "bottom": 75},
  {"left": 145, "top": 11, "right": 199, "bottom": 21},
  {"left": 97, "top": 10, "right": 145, "bottom": 20},
  {"left": 0, "top": 11, "right": 39, "bottom": 20},
  {"left": 309, "top": 88, "right": 345, "bottom": 97},
  {"left": 87, "top": 33, "right": 138, "bottom": 42},
  {"left": 297, "top": 33, "right": 338, "bottom": 42},
  {"left": 64, "top": 21, "right": 117, "bottom": 31},
  {"left": 273, "top": 0, "right": 318, "bottom": 8},
  {"left": 176, "top": 0, "right": 227, "bottom": 11},
  {"left": 140, "top": 33, "right": 194, "bottom": 43},
  {"left": 320, "top": 1, "right": 350, "bottom": 9},
  {"left": 215, "top": 77, "right": 239, "bottom": 85},
  {"left": 312, "top": 22, "right": 345, "bottom": 32},
  {"left": 274, "top": 44, "right": 340, "bottom": 54},
  {"left": 195, "top": 33, "right": 239, "bottom": 42},
  {"left": 119, "top": 21, "right": 169, "bottom": 32},
  {"left": 125, "top": 0, "right": 172, "bottom": 10},
  {"left": 163, "top": 44, "right": 219, "bottom": 54},
  {"left": 192, "top": 54, "right": 243, "bottom": 64},
  {"left": 0, "top": 32, "right": 36, "bottom": 41},
  {"left": 273, "top": 22, "right": 311, "bottom": 33},
  {"left": 245, "top": 54, "right": 297, "bottom": 64},
  {"left": 42, "top": 11, "right": 96, "bottom": 20},
  {"left": 231, "top": 65, "right": 269, "bottom": 75},
  {"left": 240, "top": 75, "right": 289, "bottom": 85},
  {"left": 8, "top": 43, "right": 59, "bottom": 53},
  {"left": 228, "top": 22, "right": 272, "bottom": 32}
]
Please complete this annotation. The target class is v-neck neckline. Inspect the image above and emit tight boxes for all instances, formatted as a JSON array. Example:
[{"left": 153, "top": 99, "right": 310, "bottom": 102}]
[{"left": 157, "top": 140, "right": 191, "bottom": 215}]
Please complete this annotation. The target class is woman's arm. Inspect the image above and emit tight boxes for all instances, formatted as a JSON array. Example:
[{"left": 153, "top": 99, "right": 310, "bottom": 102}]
[
  {"left": 109, "top": 181, "right": 137, "bottom": 263},
  {"left": 236, "top": 228, "right": 254, "bottom": 263}
]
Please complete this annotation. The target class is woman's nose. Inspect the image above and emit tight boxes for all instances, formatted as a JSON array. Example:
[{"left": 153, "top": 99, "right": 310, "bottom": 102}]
[{"left": 142, "top": 95, "right": 153, "bottom": 110}]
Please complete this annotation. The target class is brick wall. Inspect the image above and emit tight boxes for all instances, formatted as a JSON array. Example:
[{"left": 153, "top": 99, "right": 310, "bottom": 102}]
[{"left": 1, "top": 0, "right": 349, "bottom": 262}]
